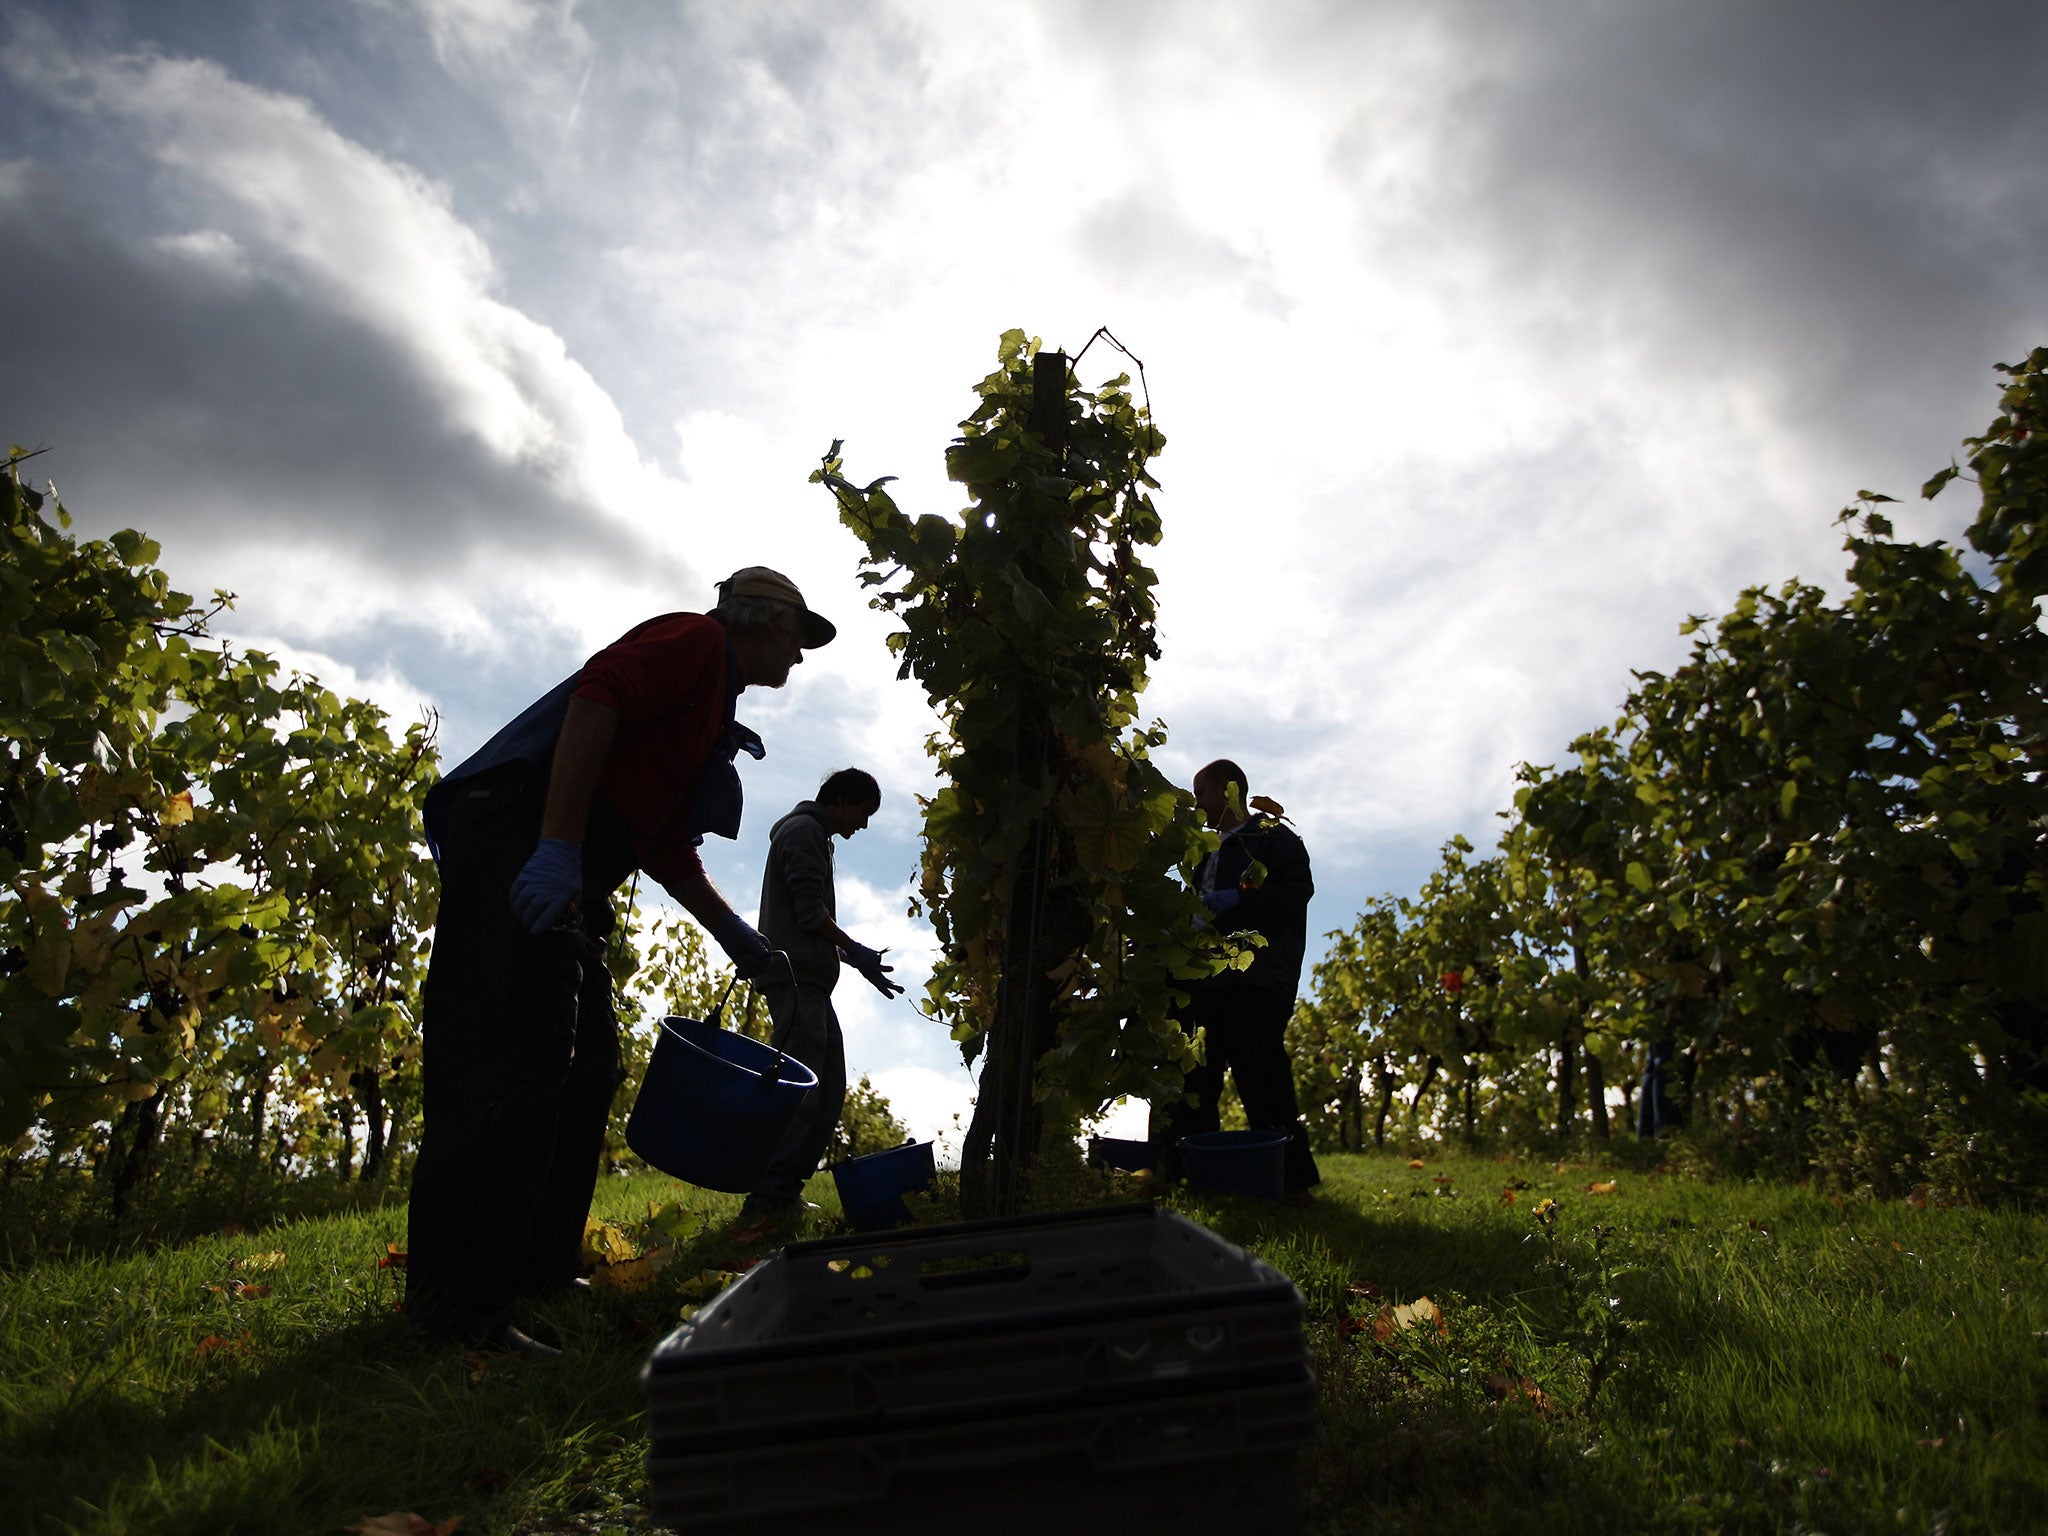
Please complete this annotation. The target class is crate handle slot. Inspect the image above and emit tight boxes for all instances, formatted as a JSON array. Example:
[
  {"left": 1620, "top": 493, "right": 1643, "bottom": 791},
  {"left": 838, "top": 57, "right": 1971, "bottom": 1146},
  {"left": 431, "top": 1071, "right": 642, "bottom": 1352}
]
[{"left": 916, "top": 1247, "right": 1031, "bottom": 1290}]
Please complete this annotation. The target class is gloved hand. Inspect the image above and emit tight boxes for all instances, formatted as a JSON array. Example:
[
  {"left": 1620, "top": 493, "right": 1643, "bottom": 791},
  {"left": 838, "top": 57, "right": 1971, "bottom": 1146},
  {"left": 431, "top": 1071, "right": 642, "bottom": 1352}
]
[
  {"left": 509, "top": 838, "right": 582, "bottom": 933},
  {"left": 841, "top": 939, "right": 905, "bottom": 998},
  {"left": 1200, "top": 887, "right": 1241, "bottom": 915},
  {"left": 713, "top": 911, "right": 776, "bottom": 981}
]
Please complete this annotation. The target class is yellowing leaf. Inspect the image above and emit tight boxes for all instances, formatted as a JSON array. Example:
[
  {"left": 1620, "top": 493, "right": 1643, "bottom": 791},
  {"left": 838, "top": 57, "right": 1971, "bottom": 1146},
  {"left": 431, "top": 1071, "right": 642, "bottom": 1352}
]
[
  {"left": 25, "top": 932, "right": 73, "bottom": 998},
  {"left": 1248, "top": 794, "right": 1288, "bottom": 820},
  {"left": 1372, "top": 1296, "right": 1446, "bottom": 1341},
  {"left": 582, "top": 1218, "right": 637, "bottom": 1267},
  {"left": 1586, "top": 1180, "right": 1617, "bottom": 1195},
  {"left": 160, "top": 790, "right": 195, "bottom": 827},
  {"left": 235, "top": 1250, "right": 288, "bottom": 1271},
  {"left": 1059, "top": 781, "right": 1150, "bottom": 873},
  {"left": 590, "top": 1245, "right": 673, "bottom": 1294}
]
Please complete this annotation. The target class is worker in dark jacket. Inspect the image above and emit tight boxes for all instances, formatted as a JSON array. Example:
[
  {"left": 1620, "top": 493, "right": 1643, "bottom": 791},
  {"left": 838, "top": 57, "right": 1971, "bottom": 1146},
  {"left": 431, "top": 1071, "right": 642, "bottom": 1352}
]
[
  {"left": 1152, "top": 758, "right": 1322, "bottom": 1193},
  {"left": 405, "top": 567, "right": 833, "bottom": 1354},
  {"left": 735, "top": 768, "right": 902, "bottom": 1237}
]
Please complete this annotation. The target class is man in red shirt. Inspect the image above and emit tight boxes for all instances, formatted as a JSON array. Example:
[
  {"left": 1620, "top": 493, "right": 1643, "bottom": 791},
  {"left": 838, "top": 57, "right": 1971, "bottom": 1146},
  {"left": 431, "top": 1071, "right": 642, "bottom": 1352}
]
[{"left": 406, "top": 567, "right": 834, "bottom": 1354}]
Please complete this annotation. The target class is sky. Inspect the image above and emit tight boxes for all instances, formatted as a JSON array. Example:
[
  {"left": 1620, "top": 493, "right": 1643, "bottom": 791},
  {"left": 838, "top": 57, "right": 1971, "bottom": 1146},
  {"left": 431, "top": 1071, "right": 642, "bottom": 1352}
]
[{"left": 4, "top": 0, "right": 2044, "bottom": 1153}]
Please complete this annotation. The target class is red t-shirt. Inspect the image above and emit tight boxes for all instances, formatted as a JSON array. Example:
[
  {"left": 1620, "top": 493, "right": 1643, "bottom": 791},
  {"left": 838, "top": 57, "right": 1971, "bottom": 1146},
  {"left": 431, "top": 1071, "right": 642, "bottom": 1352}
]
[{"left": 571, "top": 612, "right": 732, "bottom": 888}]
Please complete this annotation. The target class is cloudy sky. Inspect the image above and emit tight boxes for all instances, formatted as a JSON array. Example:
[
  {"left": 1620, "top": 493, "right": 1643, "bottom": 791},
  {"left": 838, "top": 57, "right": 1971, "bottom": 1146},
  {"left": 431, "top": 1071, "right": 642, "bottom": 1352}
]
[{"left": 5, "top": 0, "right": 2044, "bottom": 1149}]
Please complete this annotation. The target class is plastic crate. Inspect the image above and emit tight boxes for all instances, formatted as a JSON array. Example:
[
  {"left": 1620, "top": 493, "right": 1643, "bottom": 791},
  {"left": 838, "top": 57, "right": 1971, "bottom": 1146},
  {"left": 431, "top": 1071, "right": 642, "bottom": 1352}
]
[
  {"left": 646, "top": 1361, "right": 1314, "bottom": 1533},
  {"left": 641, "top": 1203, "right": 1307, "bottom": 1445}
]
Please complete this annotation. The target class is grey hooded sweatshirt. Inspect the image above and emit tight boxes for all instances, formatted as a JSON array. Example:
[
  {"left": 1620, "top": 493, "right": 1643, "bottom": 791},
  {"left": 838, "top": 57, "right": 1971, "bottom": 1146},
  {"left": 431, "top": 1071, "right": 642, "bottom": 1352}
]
[{"left": 758, "top": 800, "right": 841, "bottom": 991}]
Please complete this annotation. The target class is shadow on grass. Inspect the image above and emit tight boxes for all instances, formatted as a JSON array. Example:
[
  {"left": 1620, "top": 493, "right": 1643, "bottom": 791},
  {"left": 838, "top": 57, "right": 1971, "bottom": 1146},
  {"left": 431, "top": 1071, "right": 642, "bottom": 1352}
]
[
  {"left": 0, "top": 1161, "right": 411, "bottom": 1273},
  {"left": 8, "top": 1260, "right": 704, "bottom": 1534}
]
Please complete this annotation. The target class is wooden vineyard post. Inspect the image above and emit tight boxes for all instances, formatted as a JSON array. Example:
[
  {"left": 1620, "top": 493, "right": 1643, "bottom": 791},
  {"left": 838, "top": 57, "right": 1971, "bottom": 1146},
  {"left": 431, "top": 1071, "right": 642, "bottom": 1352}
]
[{"left": 979, "top": 350, "right": 1067, "bottom": 1219}]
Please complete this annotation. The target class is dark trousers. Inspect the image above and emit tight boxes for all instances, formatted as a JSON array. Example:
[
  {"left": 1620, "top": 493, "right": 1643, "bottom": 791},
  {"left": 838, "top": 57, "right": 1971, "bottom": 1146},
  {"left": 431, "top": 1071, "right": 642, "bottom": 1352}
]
[
  {"left": 1151, "top": 986, "right": 1321, "bottom": 1191},
  {"left": 746, "top": 983, "right": 845, "bottom": 1208},
  {"left": 404, "top": 773, "right": 623, "bottom": 1339}
]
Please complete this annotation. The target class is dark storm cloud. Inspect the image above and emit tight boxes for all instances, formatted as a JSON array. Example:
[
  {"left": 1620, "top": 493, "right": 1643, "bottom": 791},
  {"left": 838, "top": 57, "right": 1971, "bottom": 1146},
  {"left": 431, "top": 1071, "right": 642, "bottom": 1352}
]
[
  {"left": 1361, "top": 0, "right": 2048, "bottom": 464},
  {"left": 1, "top": 169, "right": 603, "bottom": 568}
]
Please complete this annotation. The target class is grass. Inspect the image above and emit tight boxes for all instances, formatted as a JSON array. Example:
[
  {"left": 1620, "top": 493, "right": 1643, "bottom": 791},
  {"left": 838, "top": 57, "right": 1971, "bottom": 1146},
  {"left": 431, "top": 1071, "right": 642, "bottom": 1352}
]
[{"left": 3, "top": 1150, "right": 2044, "bottom": 1534}]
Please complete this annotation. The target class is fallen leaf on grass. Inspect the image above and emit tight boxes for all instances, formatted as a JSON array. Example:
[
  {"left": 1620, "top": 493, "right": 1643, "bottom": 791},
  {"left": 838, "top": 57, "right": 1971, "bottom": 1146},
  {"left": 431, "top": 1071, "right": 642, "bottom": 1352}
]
[
  {"left": 378, "top": 1243, "right": 407, "bottom": 1270},
  {"left": 192, "top": 1331, "right": 251, "bottom": 1361},
  {"left": 1485, "top": 1373, "right": 1555, "bottom": 1415},
  {"left": 1371, "top": 1296, "right": 1447, "bottom": 1341},
  {"left": 1407, "top": 1159, "right": 1426, "bottom": 1169},
  {"left": 583, "top": 1218, "right": 638, "bottom": 1267},
  {"left": 345, "top": 1514, "right": 462, "bottom": 1536},
  {"left": 1500, "top": 1188, "right": 1519, "bottom": 1206},
  {"left": 235, "top": 1251, "right": 287, "bottom": 1272},
  {"left": 1905, "top": 1185, "right": 1929, "bottom": 1208},
  {"left": 1347, "top": 1281, "right": 1383, "bottom": 1300},
  {"left": 589, "top": 1244, "right": 673, "bottom": 1294},
  {"left": 463, "top": 1351, "right": 490, "bottom": 1385},
  {"left": 204, "top": 1281, "right": 272, "bottom": 1301},
  {"left": 644, "top": 1200, "right": 703, "bottom": 1243},
  {"left": 1586, "top": 1181, "right": 1616, "bottom": 1195}
]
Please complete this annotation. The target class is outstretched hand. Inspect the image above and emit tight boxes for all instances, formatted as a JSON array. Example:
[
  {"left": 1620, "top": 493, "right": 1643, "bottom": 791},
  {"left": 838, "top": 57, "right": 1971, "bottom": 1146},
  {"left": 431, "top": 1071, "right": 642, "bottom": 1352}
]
[{"left": 841, "top": 939, "right": 905, "bottom": 998}]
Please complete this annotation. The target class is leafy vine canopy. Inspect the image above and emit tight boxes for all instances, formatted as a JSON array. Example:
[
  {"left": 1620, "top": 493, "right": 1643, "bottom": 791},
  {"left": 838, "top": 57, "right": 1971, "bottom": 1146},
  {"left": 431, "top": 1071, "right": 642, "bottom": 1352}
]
[{"left": 813, "top": 330, "right": 1245, "bottom": 1127}]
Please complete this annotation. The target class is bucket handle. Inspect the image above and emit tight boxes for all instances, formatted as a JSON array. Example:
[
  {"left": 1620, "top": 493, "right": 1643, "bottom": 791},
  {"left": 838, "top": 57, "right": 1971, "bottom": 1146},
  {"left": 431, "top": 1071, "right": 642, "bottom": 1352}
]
[{"left": 720, "top": 950, "right": 801, "bottom": 1094}]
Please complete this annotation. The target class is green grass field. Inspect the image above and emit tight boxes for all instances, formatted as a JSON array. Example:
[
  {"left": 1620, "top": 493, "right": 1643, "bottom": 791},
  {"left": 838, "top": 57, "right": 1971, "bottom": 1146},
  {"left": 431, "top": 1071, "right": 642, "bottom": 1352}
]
[{"left": 3, "top": 1150, "right": 2043, "bottom": 1535}]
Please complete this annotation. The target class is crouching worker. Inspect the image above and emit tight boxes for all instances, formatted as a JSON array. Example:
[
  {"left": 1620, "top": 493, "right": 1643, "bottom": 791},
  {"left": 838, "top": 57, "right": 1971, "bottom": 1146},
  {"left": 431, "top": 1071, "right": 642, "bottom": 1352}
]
[
  {"left": 734, "top": 768, "right": 903, "bottom": 1240},
  {"left": 405, "top": 568, "right": 835, "bottom": 1355}
]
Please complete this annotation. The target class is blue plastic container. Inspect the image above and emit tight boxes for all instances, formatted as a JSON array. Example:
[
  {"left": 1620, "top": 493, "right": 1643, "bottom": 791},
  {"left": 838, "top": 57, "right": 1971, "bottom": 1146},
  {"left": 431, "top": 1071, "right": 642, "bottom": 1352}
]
[
  {"left": 1088, "top": 1136, "right": 1160, "bottom": 1173},
  {"left": 626, "top": 1014, "right": 818, "bottom": 1193},
  {"left": 831, "top": 1140, "right": 937, "bottom": 1230},
  {"left": 1178, "top": 1130, "right": 1290, "bottom": 1200}
]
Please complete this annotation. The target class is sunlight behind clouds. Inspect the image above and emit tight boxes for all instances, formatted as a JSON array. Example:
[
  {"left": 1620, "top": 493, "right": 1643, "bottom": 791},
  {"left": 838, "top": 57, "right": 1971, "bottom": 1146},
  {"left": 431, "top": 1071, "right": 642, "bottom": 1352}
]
[{"left": 2, "top": 0, "right": 2043, "bottom": 1116}]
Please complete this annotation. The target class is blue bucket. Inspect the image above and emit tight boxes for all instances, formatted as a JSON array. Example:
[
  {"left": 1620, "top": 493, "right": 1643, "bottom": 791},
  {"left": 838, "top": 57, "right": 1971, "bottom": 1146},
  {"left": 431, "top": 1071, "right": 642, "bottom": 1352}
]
[
  {"left": 1087, "top": 1136, "right": 1160, "bottom": 1173},
  {"left": 1179, "top": 1130, "right": 1291, "bottom": 1199},
  {"left": 626, "top": 1009, "right": 818, "bottom": 1193},
  {"left": 831, "top": 1140, "right": 937, "bottom": 1230}
]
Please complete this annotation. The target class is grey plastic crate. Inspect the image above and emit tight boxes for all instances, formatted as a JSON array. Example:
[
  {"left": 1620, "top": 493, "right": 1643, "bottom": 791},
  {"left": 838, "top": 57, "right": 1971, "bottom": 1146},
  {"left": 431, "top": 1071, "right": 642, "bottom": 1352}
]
[
  {"left": 641, "top": 1203, "right": 1307, "bottom": 1444},
  {"left": 646, "top": 1361, "right": 1315, "bottom": 1534}
]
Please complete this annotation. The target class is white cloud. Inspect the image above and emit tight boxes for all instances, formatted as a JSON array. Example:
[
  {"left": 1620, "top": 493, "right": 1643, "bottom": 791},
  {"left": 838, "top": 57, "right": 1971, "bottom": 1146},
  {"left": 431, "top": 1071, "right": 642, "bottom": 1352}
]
[{"left": 865, "top": 1063, "right": 976, "bottom": 1167}]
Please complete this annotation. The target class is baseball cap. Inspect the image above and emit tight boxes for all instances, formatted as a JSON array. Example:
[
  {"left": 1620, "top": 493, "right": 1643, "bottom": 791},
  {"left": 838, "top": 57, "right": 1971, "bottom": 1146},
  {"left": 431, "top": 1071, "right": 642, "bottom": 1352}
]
[{"left": 718, "top": 566, "right": 836, "bottom": 647}]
